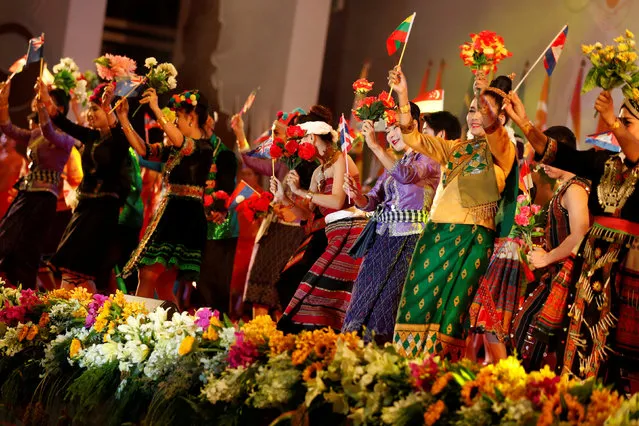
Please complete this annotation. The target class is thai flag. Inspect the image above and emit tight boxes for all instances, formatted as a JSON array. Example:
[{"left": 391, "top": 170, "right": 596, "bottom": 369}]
[
  {"left": 115, "top": 75, "right": 145, "bottom": 97},
  {"left": 543, "top": 25, "right": 568, "bottom": 76},
  {"left": 26, "top": 34, "right": 45, "bottom": 65},
  {"left": 338, "top": 114, "right": 353, "bottom": 153},
  {"left": 226, "top": 180, "right": 258, "bottom": 210}
]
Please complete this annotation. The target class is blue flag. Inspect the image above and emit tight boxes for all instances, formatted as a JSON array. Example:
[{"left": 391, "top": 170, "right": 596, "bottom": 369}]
[
  {"left": 115, "top": 76, "right": 145, "bottom": 98},
  {"left": 25, "top": 34, "right": 45, "bottom": 65}
]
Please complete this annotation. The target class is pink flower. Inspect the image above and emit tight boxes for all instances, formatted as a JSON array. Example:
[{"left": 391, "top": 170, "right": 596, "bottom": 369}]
[
  {"left": 227, "top": 331, "right": 259, "bottom": 368},
  {"left": 95, "top": 54, "right": 137, "bottom": 81},
  {"left": 409, "top": 356, "right": 439, "bottom": 391},
  {"left": 85, "top": 294, "right": 109, "bottom": 328},
  {"left": 514, "top": 213, "right": 530, "bottom": 227},
  {"left": 194, "top": 308, "right": 219, "bottom": 329},
  {"left": 519, "top": 205, "right": 531, "bottom": 217},
  {"left": 531, "top": 204, "right": 541, "bottom": 215},
  {"left": 517, "top": 194, "right": 527, "bottom": 204}
]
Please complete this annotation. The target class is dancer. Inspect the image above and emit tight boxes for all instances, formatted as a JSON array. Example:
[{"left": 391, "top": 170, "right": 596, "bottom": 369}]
[
  {"left": 390, "top": 67, "right": 516, "bottom": 359},
  {"left": 0, "top": 80, "right": 73, "bottom": 289},
  {"left": 341, "top": 106, "right": 444, "bottom": 343},
  {"left": 119, "top": 89, "right": 214, "bottom": 303},
  {"left": 274, "top": 105, "right": 366, "bottom": 332}
]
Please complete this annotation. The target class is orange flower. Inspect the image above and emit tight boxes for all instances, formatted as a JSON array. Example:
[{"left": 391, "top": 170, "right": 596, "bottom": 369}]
[
  {"left": 424, "top": 400, "right": 446, "bottom": 426},
  {"left": 178, "top": 336, "right": 195, "bottom": 356},
  {"left": 69, "top": 338, "right": 82, "bottom": 358},
  {"left": 38, "top": 313, "right": 50, "bottom": 328},
  {"left": 582, "top": 388, "right": 622, "bottom": 426},
  {"left": 26, "top": 325, "right": 39, "bottom": 341},
  {"left": 269, "top": 332, "right": 296, "bottom": 355},
  {"left": 302, "top": 362, "right": 323, "bottom": 382},
  {"left": 431, "top": 373, "right": 453, "bottom": 396},
  {"left": 17, "top": 324, "right": 29, "bottom": 342}
]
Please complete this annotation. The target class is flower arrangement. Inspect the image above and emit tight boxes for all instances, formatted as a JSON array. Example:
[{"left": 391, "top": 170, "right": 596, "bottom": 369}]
[
  {"left": 270, "top": 125, "right": 317, "bottom": 169},
  {"left": 73, "top": 70, "right": 99, "bottom": 107},
  {"left": 203, "top": 190, "right": 230, "bottom": 215},
  {"left": 582, "top": 30, "right": 639, "bottom": 100},
  {"left": 0, "top": 281, "right": 632, "bottom": 426},
  {"left": 459, "top": 30, "right": 513, "bottom": 75},
  {"left": 235, "top": 192, "right": 274, "bottom": 221},
  {"left": 93, "top": 53, "right": 137, "bottom": 81},
  {"left": 351, "top": 78, "right": 396, "bottom": 122},
  {"left": 142, "top": 57, "right": 178, "bottom": 94},
  {"left": 510, "top": 193, "right": 544, "bottom": 249},
  {"left": 51, "top": 57, "right": 80, "bottom": 95}
]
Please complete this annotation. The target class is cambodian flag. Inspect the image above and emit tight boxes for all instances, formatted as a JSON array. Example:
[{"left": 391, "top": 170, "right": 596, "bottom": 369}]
[
  {"left": 543, "top": 25, "right": 568, "bottom": 76},
  {"left": 226, "top": 180, "right": 258, "bottom": 210}
]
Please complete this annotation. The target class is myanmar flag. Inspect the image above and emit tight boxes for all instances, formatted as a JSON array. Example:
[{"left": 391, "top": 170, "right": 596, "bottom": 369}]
[{"left": 386, "top": 13, "right": 415, "bottom": 56}]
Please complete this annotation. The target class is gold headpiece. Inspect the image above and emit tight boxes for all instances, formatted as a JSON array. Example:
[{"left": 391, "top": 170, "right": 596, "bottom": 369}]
[{"left": 482, "top": 86, "right": 508, "bottom": 99}]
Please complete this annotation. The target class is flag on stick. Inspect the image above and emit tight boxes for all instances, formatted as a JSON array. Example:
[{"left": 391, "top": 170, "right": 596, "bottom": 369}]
[
  {"left": 115, "top": 75, "right": 145, "bottom": 98},
  {"left": 543, "top": 25, "right": 569, "bottom": 76},
  {"left": 386, "top": 13, "right": 416, "bottom": 56},
  {"left": 26, "top": 34, "right": 45, "bottom": 65},
  {"left": 338, "top": 114, "right": 354, "bottom": 154},
  {"left": 239, "top": 88, "right": 259, "bottom": 115},
  {"left": 8, "top": 55, "right": 27, "bottom": 75},
  {"left": 226, "top": 180, "right": 258, "bottom": 210}
]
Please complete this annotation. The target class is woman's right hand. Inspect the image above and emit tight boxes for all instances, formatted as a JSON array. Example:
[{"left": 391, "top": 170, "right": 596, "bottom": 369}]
[
  {"left": 503, "top": 91, "right": 529, "bottom": 127},
  {"left": 361, "top": 120, "right": 379, "bottom": 150},
  {"left": 115, "top": 97, "right": 129, "bottom": 118},
  {"left": 140, "top": 88, "right": 160, "bottom": 112},
  {"left": 343, "top": 173, "right": 364, "bottom": 205},
  {"left": 230, "top": 113, "right": 244, "bottom": 135},
  {"left": 270, "top": 176, "right": 284, "bottom": 202},
  {"left": 388, "top": 65, "right": 408, "bottom": 96}
]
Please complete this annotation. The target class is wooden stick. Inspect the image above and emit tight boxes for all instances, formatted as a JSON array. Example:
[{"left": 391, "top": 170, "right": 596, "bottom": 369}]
[
  {"left": 271, "top": 158, "right": 275, "bottom": 178},
  {"left": 108, "top": 79, "right": 146, "bottom": 114},
  {"left": 513, "top": 24, "right": 568, "bottom": 93},
  {"left": 388, "top": 12, "right": 416, "bottom": 98},
  {"left": 344, "top": 150, "right": 350, "bottom": 204}
]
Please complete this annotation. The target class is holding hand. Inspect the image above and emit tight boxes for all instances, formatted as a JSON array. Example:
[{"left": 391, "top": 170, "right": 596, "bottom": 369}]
[
  {"left": 503, "top": 91, "right": 529, "bottom": 127},
  {"left": 343, "top": 173, "right": 367, "bottom": 207},
  {"left": 473, "top": 71, "right": 489, "bottom": 93},
  {"left": 270, "top": 176, "right": 285, "bottom": 202},
  {"left": 528, "top": 247, "right": 550, "bottom": 270},
  {"left": 230, "top": 113, "right": 245, "bottom": 134},
  {"left": 115, "top": 97, "right": 129, "bottom": 118},
  {"left": 595, "top": 90, "right": 616, "bottom": 128},
  {"left": 140, "top": 88, "right": 160, "bottom": 112},
  {"left": 387, "top": 65, "right": 408, "bottom": 95},
  {"left": 209, "top": 211, "right": 227, "bottom": 224},
  {"left": 361, "top": 120, "right": 380, "bottom": 150},
  {"left": 102, "top": 83, "right": 115, "bottom": 109},
  {"left": 285, "top": 170, "right": 302, "bottom": 195}
]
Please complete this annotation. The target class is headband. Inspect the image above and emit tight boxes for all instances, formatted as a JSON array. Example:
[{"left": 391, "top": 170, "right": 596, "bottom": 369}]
[
  {"left": 623, "top": 97, "right": 639, "bottom": 120},
  {"left": 299, "top": 121, "right": 339, "bottom": 143}
]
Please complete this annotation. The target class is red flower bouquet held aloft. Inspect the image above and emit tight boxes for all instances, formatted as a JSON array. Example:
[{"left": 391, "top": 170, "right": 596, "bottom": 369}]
[
  {"left": 351, "top": 78, "right": 396, "bottom": 122},
  {"left": 272, "top": 126, "right": 317, "bottom": 169},
  {"left": 459, "top": 31, "right": 512, "bottom": 75}
]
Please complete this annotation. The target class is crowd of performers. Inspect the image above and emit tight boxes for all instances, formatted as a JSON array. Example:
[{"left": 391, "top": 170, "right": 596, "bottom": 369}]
[{"left": 1, "top": 51, "right": 639, "bottom": 390}]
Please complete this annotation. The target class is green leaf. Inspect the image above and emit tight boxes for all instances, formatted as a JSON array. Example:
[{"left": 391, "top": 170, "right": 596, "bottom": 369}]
[
  {"left": 622, "top": 84, "right": 635, "bottom": 99},
  {"left": 582, "top": 67, "right": 598, "bottom": 93}
]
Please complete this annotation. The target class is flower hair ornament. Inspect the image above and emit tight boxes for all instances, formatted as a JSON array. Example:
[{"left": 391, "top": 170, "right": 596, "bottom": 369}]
[
  {"left": 298, "top": 121, "right": 339, "bottom": 143},
  {"left": 277, "top": 108, "right": 306, "bottom": 126},
  {"left": 168, "top": 90, "right": 200, "bottom": 111}
]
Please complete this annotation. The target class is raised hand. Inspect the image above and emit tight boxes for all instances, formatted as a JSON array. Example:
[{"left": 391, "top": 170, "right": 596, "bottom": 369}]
[
  {"left": 388, "top": 65, "right": 408, "bottom": 95},
  {"left": 285, "top": 170, "right": 301, "bottom": 194},
  {"left": 342, "top": 173, "right": 364, "bottom": 204},
  {"left": 230, "top": 113, "right": 244, "bottom": 134},
  {"left": 361, "top": 120, "right": 378, "bottom": 149},
  {"left": 115, "top": 97, "right": 129, "bottom": 117},
  {"left": 0, "top": 80, "right": 10, "bottom": 104},
  {"left": 270, "top": 176, "right": 284, "bottom": 202},
  {"left": 594, "top": 90, "right": 616, "bottom": 128},
  {"left": 503, "top": 91, "right": 529, "bottom": 127},
  {"left": 102, "top": 83, "right": 115, "bottom": 108},
  {"left": 140, "top": 88, "right": 160, "bottom": 112}
]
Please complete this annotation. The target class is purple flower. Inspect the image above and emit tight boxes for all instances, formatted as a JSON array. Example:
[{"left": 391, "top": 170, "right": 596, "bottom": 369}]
[
  {"left": 85, "top": 294, "right": 109, "bottom": 328},
  {"left": 194, "top": 308, "right": 221, "bottom": 329},
  {"left": 227, "top": 331, "right": 259, "bottom": 368}
]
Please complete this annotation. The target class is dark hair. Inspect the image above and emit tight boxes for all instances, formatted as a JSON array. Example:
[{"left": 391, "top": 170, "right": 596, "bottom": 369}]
[
  {"left": 297, "top": 105, "right": 334, "bottom": 144},
  {"left": 484, "top": 75, "right": 512, "bottom": 124},
  {"left": 423, "top": 111, "right": 462, "bottom": 140},
  {"left": 544, "top": 125, "right": 576, "bottom": 150},
  {"left": 295, "top": 160, "right": 317, "bottom": 190},
  {"left": 409, "top": 101, "right": 421, "bottom": 124},
  {"left": 50, "top": 89, "right": 70, "bottom": 116},
  {"left": 177, "top": 93, "right": 209, "bottom": 129}
]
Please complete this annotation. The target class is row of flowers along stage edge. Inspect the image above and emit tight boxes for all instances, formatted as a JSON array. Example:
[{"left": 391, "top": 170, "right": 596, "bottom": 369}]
[{"left": 0, "top": 283, "right": 638, "bottom": 426}]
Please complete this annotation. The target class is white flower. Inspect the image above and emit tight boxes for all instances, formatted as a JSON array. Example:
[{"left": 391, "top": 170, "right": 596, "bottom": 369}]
[
  {"left": 144, "top": 57, "right": 158, "bottom": 69},
  {"left": 157, "top": 63, "right": 178, "bottom": 77},
  {"left": 167, "top": 76, "right": 177, "bottom": 90},
  {"left": 53, "top": 57, "right": 79, "bottom": 74},
  {"left": 219, "top": 327, "right": 237, "bottom": 349}
]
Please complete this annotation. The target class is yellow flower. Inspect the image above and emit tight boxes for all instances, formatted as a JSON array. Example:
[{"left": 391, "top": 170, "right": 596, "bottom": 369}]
[
  {"left": 178, "top": 335, "right": 195, "bottom": 356},
  {"left": 202, "top": 325, "right": 218, "bottom": 341},
  {"left": 69, "top": 338, "right": 82, "bottom": 358},
  {"left": 209, "top": 316, "right": 223, "bottom": 328},
  {"left": 69, "top": 287, "right": 92, "bottom": 302},
  {"left": 93, "top": 318, "right": 108, "bottom": 333},
  {"left": 26, "top": 325, "right": 39, "bottom": 341},
  {"left": 582, "top": 388, "right": 622, "bottom": 426},
  {"left": 595, "top": 42, "right": 603, "bottom": 49},
  {"left": 618, "top": 42, "right": 629, "bottom": 52},
  {"left": 614, "top": 35, "right": 625, "bottom": 43},
  {"left": 582, "top": 44, "right": 595, "bottom": 55},
  {"left": 606, "top": 51, "right": 615, "bottom": 61},
  {"left": 626, "top": 29, "right": 635, "bottom": 39},
  {"left": 632, "top": 88, "right": 639, "bottom": 100},
  {"left": 302, "top": 362, "right": 323, "bottom": 382},
  {"left": 269, "top": 332, "right": 296, "bottom": 355},
  {"left": 431, "top": 372, "right": 453, "bottom": 396},
  {"left": 424, "top": 400, "right": 446, "bottom": 426},
  {"left": 628, "top": 51, "right": 638, "bottom": 62},
  {"left": 73, "top": 307, "right": 88, "bottom": 318},
  {"left": 242, "top": 315, "right": 278, "bottom": 346}
]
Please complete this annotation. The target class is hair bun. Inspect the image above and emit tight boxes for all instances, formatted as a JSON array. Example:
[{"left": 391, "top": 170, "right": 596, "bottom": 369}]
[
  {"left": 489, "top": 75, "right": 513, "bottom": 95},
  {"left": 308, "top": 105, "right": 333, "bottom": 125}
]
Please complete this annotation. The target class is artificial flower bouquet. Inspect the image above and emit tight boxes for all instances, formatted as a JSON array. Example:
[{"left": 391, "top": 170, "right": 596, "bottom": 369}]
[
  {"left": 459, "top": 30, "right": 512, "bottom": 75},
  {"left": 270, "top": 124, "right": 317, "bottom": 169},
  {"left": 236, "top": 192, "right": 274, "bottom": 222},
  {"left": 351, "top": 78, "right": 396, "bottom": 122},
  {"left": 94, "top": 53, "right": 137, "bottom": 81}
]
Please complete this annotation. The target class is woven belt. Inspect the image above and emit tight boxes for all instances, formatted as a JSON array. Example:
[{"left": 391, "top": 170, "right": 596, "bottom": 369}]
[
  {"left": 376, "top": 208, "right": 427, "bottom": 224},
  {"left": 166, "top": 184, "right": 204, "bottom": 200},
  {"left": 16, "top": 169, "right": 62, "bottom": 196}
]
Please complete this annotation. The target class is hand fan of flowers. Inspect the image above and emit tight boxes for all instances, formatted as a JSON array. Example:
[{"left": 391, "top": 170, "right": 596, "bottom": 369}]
[
  {"left": 351, "top": 78, "right": 396, "bottom": 122},
  {"left": 581, "top": 30, "right": 639, "bottom": 100},
  {"left": 459, "top": 31, "right": 512, "bottom": 75},
  {"left": 270, "top": 125, "right": 317, "bottom": 169},
  {"left": 236, "top": 192, "right": 274, "bottom": 221}
]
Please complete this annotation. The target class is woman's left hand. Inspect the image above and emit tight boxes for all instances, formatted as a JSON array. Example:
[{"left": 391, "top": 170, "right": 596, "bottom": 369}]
[
  {"left": 140, "top": 88, "right": 160, "bottom": 112},
  {"left": 102, "top": 83, "right": 115, "bottom": 108}
]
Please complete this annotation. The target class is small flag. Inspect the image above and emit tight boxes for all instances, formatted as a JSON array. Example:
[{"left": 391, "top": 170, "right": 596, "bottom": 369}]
[
  {"left": 413, "top": 89, "right": 444, "bottom": 113},
  {"left": 25, "top": 34, "right": 45, "bottom": 65},
  {"left": 226, "top": 180, "right": 258, "bottom": 210},
  {"left": 144, "top": 113, "right": 160, "bottom": 130},
  {"left": 519, "top": 160, "right": 534, "bottom": 192},
  {"left": 338, "top": 114, "right": 354, "bottom": 153},
  {"left": 386, "top": 13, "right": 416, "bottom": 56},
  {"left": 8, "top": 55, "right": 27, "bottom": 75},
  {"left": 115, "top": 76, "right": 145, "bottom": 97},
  {"left": 543, "top": 25, "right": 568, "bottom": 76},
  {"left": 245, "top": 135, "right": 274, "bottom": 160},
  {"left": 585, "top": 131, "right": 621, "bottom": 153},
  {"left": 239, "top": 89, "right": 258, "bottom": 115}
]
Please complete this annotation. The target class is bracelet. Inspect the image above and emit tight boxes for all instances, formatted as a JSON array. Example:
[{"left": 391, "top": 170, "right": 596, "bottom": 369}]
[
  {"left": 305, "top": 191, "right": 314, "bottom": 201},
  {"left": 398, "top": 104, "right": 411, "bottom": 114},
  {"left": 611, "top": 118, "right": 621, "bottom": 130},
  {"left": 123, "top": 122, "right": 135, "bottom": 133},
  {"left": 157, "top": 116, "right": 169, "bottom": 127},
  {"left": 521, "top": 121, "right": 533, "bottom": 136}
]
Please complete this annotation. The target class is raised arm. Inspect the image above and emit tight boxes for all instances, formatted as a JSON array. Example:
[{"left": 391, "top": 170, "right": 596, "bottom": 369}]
[
  {"left": 37, "top": 101, "right": 74, "bottom": 152},
  {"left": 0, "top": 80, "right": 31, "bottom": 147},
  {"left": 596, "top": 90, "right": 639, "bottom": 163},
  {"left": 115, "top": 97, "right": 147, "bottom": 157},
  {"left": 140, "top": 88, "right": 184, "bottom": 148}
]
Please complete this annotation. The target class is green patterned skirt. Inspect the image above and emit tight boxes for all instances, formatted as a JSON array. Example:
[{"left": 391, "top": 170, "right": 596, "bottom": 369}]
[{"left": 393, "top": 222, "right": 494, "bottom": 360}]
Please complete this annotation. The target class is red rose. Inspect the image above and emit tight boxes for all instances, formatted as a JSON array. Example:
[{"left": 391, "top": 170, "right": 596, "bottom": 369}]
[
  {"left": 262, "top": 192, "right": 274, "bottom": 202},
  {"left": 203, "top": 194, "right": 213, "bottom": 207},
  {"left": 360, "top": 96, "right": 376, "bottom": 108},
  {"left": 286, "top": 125, "right": 306, "bottom": 139},
  {"left": 214, "top": 191, "right": 229, "bottom": 202},
  {"left": 298, "top": 143, "right": 317, "bottom": 161},
  {"left": 253, "top": 196, "right": 271, "bottom": 212},
  {"left": 285, "top": 140, "right": 299, "bottom": 155},
  {"left": 270, "top": 143, "right": 284, "bottom": 159}
]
